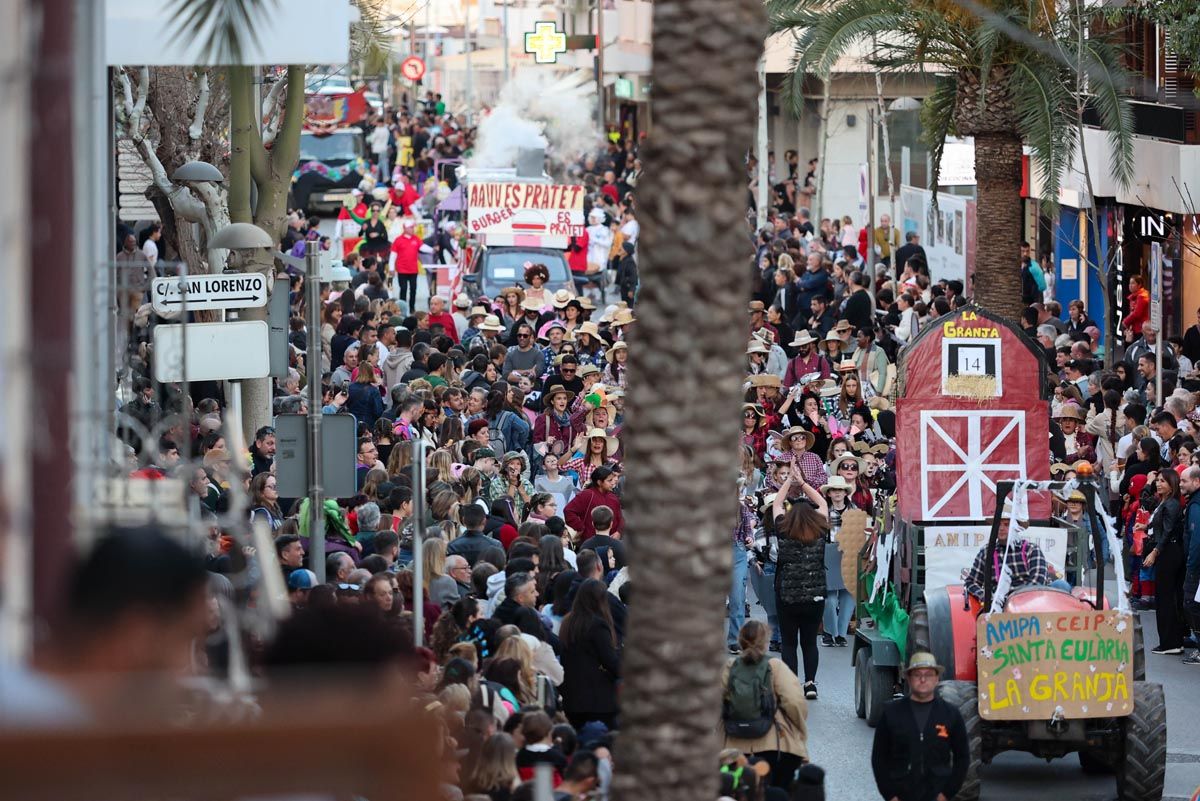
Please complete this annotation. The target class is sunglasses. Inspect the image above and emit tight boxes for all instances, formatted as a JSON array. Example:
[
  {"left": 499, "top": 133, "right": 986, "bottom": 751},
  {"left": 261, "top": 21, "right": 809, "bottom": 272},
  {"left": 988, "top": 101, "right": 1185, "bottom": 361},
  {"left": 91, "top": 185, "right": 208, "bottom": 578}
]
[
  {"left": 518, "top": 333, "right": 532, "bottom": 338},
  {"left": 839, "top": 464, "right": 859, "bottom": 472}
]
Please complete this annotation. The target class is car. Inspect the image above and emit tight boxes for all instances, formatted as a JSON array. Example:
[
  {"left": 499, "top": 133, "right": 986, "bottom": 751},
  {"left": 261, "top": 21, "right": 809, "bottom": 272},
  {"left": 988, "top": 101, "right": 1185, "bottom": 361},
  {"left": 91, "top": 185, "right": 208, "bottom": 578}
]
[
  {"left": 292, "top": 129, "right": 367, "bottom": 214},
  {"left": 462, "top": 247, "right": 573, "bottom": 301}
]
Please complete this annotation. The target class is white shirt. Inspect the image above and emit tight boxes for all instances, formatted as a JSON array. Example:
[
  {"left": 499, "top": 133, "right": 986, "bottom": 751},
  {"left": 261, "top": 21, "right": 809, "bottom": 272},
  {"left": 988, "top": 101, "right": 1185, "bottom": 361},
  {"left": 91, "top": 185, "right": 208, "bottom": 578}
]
[
  {"left": 1116, "top": 432, "right": 1135, "bottom": 461},
  {"left": 369, "top": 126, "right": 389, "bottom": 154},
  {"left": 620, "top": 218, "right": 640, "bottom": 245},
  {"left": 142, "top": 238, "right": 159, "bottom": 267}
]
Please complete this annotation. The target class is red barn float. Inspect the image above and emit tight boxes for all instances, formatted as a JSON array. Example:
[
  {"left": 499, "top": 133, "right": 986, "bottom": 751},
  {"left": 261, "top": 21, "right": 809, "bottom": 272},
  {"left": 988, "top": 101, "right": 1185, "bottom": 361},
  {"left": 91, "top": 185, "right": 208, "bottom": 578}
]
[{"left": 895, "top": 303, "right": 1049, "bottom": 521}]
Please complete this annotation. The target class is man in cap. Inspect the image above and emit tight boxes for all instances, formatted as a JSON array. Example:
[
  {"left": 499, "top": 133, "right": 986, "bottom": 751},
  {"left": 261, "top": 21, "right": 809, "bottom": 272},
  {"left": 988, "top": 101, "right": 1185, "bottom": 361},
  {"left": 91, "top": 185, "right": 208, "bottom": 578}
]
[
  {"left": 748, "top": 300, "right": 777, "bottom": 340},
  {"left": 871, "top": 652, "right": 970, "bottom": 801},
  {"left": 783, "top": 331, "right": 830, "bottom": 388}
]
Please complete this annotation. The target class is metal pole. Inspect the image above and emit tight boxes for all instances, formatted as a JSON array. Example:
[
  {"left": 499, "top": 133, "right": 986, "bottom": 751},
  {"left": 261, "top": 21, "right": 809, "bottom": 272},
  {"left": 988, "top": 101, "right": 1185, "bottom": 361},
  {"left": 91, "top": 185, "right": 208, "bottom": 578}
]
[
  {"left": 411, "top": 438, "right": 427, "bottom": 646},
  {"left": 596, "top": 0, "right": 605, "bottom": 133},
  {"left": 305, "top": 240, "right": 326, "bottom": 581},
  {"left": 756, "top": 56, "right": 769, "bottom": 231},
  {"left": 425, "top": 0, "right": 433, "bottom": 96},
  {"left": 866, "top": 108, "right": 877, "bottom": 306},
  {"left": 502, "top": 0, "right": 509, "bottom": 81},
  {"left": 464, "top": 2, "right": 473, "bottom": 122}
]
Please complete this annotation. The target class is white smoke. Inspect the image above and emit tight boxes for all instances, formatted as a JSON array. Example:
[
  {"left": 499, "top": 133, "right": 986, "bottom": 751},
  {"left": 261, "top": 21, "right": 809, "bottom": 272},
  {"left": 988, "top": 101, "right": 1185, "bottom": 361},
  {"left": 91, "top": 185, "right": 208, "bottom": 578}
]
[{"left": 469, "top": 70, "right": 598, "bottom": 170}]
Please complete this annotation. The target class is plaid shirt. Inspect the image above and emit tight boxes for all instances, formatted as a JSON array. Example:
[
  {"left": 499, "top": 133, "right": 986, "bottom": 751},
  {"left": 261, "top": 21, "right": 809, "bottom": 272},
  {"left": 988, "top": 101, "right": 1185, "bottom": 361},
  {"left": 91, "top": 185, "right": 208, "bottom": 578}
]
[
  {"left": 733, "top": 497, "right": 758, "bottom": 547},
  {"left": 964, "top": 538, "right": 1049, "bottom": 602}
]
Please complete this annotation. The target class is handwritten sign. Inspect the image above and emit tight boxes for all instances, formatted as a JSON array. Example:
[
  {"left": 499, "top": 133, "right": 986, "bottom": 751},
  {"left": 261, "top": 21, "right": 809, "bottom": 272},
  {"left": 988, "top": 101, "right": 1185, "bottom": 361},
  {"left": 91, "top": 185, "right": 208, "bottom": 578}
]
[
  {"left": 466, "top": 182, "right": 585, "bottom": 240},
  {"left": 976, "top": 611, "right": 1134, "bottom": 720}
]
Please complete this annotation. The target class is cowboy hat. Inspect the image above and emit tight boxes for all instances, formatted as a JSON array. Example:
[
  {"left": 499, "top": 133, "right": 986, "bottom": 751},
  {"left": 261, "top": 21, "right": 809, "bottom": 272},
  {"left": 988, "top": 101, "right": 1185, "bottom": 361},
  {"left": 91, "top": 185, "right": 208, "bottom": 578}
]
[
  {"left": 1049, "top": 462, "right": 1072, "bottom": 476},
  {"left": 834, "top": 319, "right": 853, "bottom": 332},
  {"left": 742, "top": 403, "right": 765, "bottom": 419},
  {"left": 748, "top": 374, "right": 782, "bottom": 388},
  {"left": 605, "top": 341, "right": 628, "bottom": 362},
  {"left": 868, "top": 396, "right": 891, "bottom": 412},
  {"left": 577, "top": 321, "right": 602, "bottom": 338},
  {"left": 552, "top": 289, "right": 574, "bottom": 309},
  {"left": 905, "top": 651, "right": 945, "bottom": 676},
  {"left": 835, "top": 359, "right": 858, "bottom": 372},
  {"left": 584, "top": 427, "right": 620, "bottom": 454},
  {"left": 611, "top": 308, "right": 636, "bottom": 327},
  {"left": 578, "top": 295, "right": 597, "bottom": 311},
  {"left": 822, "top": 330, "right": 843, "bottom": 347},
  {"left": 520, "top": 297, "right": 544, "bottom": 312},
  {"left": 820, "top": 475, "right": 854, "bottom": 494},
  {"left": 542, "top": 377, "right": 572, "bottom": 396},
  {"left": 453, "top": 294, "right": 472, "bottom": 309},
  {"left": 578, "top": 363, "right": 601, "bottom": 378},
  {"left": 780, "top": 426, "right": 816, "bottom": 449},
  {"left": 832, "top": 454, "right": 866, "bottom": 475},
  {"left": 468, "top": 305, "right": 489, "bottom": 319},
  {"left": 1054, "top": 404, "right": 1086, "bottom": 421},
  {"left": 1063, "top": 489, "right": 1087, "bottom": 504},
  {"left": 748, "top": 300, "right": 767, "bottom": 314},
  {"left": 599, "top": 304, "right": 619, "bottom": 323},
  {"left": 790, "top": 330, "right": 817, "bottom": 347},
  {"left": 746, "top": 340, "right": 770, "bottom": 356},
  {"left": 498, "top": 285, "right": 525, "bottom": 302},
  {"left": 478, "top": 314, "right": 505, "bottom": 332},
  {"left": 869, "top": 442, "right": 890, "bottom": 456}
]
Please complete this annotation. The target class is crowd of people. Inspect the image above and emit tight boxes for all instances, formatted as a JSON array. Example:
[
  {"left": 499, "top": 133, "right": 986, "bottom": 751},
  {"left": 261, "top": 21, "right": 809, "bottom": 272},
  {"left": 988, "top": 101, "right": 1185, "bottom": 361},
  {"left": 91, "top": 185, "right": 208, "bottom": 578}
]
[{"left": 106, "top": 87, "right": 1200, "bottom": 800}]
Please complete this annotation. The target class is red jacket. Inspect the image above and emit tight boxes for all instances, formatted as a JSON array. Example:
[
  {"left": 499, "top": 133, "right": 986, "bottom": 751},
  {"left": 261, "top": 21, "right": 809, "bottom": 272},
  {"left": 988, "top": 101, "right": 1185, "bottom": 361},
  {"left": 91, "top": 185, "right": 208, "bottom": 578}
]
[
  {"left": 568, "top": 231, "right": 589, "bottom": 274},
  {"left": 1125, "top": 287, "right": 1149, "bottom": 335},
  {"left": 428, "top": 311, "right": 459, "bottom": 342},
  {"left": 388, "top": 182, "right": 420, "bottom": 215},
  {"left": 564, "top": 488, "right": 624, "bottom": 541},
  {"left": 390, "top": 234, "right": 421, "bottom": 275}
]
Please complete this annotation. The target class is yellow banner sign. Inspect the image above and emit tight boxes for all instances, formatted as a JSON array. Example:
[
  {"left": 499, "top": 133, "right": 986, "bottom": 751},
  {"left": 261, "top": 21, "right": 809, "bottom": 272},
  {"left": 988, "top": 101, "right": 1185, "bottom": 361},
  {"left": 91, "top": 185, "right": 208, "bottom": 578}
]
[{"left": 976, "top": 611, "right": 1134, "bottom": 721}]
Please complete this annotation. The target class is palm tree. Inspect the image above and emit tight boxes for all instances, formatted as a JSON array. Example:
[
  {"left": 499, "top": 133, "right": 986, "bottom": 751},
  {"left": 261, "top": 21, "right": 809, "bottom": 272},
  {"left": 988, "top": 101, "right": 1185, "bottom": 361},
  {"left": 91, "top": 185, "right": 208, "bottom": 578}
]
[
  {"left": 610, "top": 1, "right": 766, "bottom": 800},
  {"left": 768, "top": 0, "right": 1135, "bottom": 322}
]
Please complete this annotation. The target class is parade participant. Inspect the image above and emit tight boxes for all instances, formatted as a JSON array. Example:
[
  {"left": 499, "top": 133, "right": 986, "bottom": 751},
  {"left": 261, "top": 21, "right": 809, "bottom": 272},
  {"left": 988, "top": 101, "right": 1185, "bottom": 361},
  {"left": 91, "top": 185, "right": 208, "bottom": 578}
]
[
  {"left": 778, "top": 426, "right": 828, "bottom": 488},
  {"left": 783, "top": 331, "right": 830, "bottom": 387},
  {"left": 871, "top": 652, "right": 970, "bottom": 801},
  {"left": 962, "top": 508, "right": 1056, "bottom": 603},
  {"left": 388, "top": 219, "right": 422, "bottom": 312},
  {"left": 561, "top": 428, "right": 620, "bottom": 489},
  {"left": 742, "top": 404, "right": 769, "bottom": 463},
  {"left": 819, "top": 474, "right": 856, "bottom": 648}
]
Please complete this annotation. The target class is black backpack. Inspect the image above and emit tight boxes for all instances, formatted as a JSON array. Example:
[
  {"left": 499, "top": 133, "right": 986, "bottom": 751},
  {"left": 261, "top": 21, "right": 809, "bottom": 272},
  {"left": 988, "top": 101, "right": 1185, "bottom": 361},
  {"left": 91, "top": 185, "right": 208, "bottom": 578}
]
[{"left": 722, "top": 657, "right": 777, "bottom": 739}]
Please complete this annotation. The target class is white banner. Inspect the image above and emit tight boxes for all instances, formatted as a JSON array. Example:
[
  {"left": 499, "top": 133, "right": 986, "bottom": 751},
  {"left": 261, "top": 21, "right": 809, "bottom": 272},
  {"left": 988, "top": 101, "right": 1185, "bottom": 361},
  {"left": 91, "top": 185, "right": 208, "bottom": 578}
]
[
  {"left": 923, "top": 525, "right": 1070, "bottom": 591},
  {"left": 466, "top": 183, "right": 584, "bottom": 245},
  {"left": 899, "top": 185, "right": 976, "bottom": 285}
]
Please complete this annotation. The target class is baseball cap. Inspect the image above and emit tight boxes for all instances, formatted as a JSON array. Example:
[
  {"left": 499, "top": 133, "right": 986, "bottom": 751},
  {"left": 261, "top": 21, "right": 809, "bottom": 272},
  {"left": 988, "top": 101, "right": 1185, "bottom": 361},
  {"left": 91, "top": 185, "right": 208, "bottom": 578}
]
[
  {"left": 287, "top": 569, "right": 318, "bottom": 591},
  {"left": 472, "top": 447, "right": 496, "bottom": 461}
]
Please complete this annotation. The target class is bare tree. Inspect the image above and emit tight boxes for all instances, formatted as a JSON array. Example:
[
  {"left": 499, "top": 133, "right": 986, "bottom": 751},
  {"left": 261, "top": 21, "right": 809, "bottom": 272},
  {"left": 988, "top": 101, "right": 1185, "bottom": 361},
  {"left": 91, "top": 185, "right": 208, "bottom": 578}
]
[{"left": 611, "top": 1, "right": 766, "bottom": 800}]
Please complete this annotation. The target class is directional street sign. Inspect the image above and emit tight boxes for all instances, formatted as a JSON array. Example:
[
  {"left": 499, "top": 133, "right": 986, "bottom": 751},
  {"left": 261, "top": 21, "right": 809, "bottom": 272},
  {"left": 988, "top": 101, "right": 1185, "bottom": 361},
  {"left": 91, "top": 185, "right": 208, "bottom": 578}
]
[
  {"left": 400, "top": 55, "right": 426, "bottom": 81},
  {"left": 151, "top": 272, "right": 269, "bottom": 315}
]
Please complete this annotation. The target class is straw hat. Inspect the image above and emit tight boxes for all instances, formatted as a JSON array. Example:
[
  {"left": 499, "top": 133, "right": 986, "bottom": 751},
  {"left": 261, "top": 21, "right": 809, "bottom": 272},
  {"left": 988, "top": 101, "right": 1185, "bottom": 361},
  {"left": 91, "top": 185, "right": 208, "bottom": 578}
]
[
  {"left": 820, "top": 475, "right": 854, "bottom": 494},
  {"left": 906, "top": 651, "right": 945, "bottom": 676},
  {"left": 1054, "top": 404, "right": 1086, "bottom": 421},
  {"left": 748, "top": 374, "right": 782, "bottom": 388},
  {"left": 1049, "top": 462, "right": 1072, "bottom": 477},
  {"left": 780, "top": 426, "right": 815, "bottom": 449},
  {"left": 1064, "top": 489, "right": 1087, "bottom": 504},
  {"left": 585, "top": 427, "right": 620, "bottom": 454},
  {"left": 543, "top": 383, "right": 575, "bottom": 404},
  {"left": 478, "top": 314, "right": 505, "bottom": 332},
  {"left": 599, "top": 305, "right": 619, "bottom": 323},
  {"left": 832, "top": 454, "right": 866, "bottom": 474},
  {"left": 605, "top": 341, "right": 628, "bottom": 362},
  {"left": 578, "top": 296, "right": 597, "bottom": 311},
  {"left": 468, "top": 305, "right": 489, "bottom": 319},
  {"left": 611, "top": 308, "right": 636, "bottom": 327},
  {"left": 743, "top": 403, "right": 765, "bottom": 419},
  {"left": 748, "top": 300, "right": 767, "bottom": 314},
  {"left": 453, "top": 294, "right": 472, "bottom": 309},
  {"left": 578, "top": 321, "right": 602, "bottom": 338},
  {"left": 498, "top": 285, "right": 525, "bottom": 302},
  {"left": 790, "top": 330, "right": 817, "bottom": 348},
  {"left": 822, "top": 330, "right": 842, "bottom": 348},
  {"left": 521, "top": 297, "right": 543, "bottom": 312},
  {"left": 868, "top": 396, "right": 891, "bottom": 412},
  {"left": 746, "top": 340, "right": 770, "bottom": 356},
  {"left": 578, "top": 363, "right": 601, "bottom": 378},
  {"left": 834, "top": 319, "right": 853, "bottom": 333},
  {"left": 835, "top": 359, "right": 858, "bottom": 372},
  {"left": 552, "top": 289, "right": 574, "bottom": 309}
]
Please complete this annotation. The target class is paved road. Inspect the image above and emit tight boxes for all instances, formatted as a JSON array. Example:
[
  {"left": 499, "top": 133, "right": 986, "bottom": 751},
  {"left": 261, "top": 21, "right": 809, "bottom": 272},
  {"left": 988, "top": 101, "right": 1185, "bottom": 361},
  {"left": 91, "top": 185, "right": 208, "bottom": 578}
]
[{"left": 745, "top": 590, "right": 1200, "bottom": 800}]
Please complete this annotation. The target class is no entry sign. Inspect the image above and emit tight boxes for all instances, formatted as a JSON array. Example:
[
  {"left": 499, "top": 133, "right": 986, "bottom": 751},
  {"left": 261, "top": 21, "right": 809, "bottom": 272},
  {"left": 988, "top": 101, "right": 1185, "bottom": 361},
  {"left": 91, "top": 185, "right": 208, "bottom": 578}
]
[
  {"left": 400, "top": 56, "right": 426, "bottom": 81},
  {"left": 152, "top": 273, "right": 268, "bottom": 314}
]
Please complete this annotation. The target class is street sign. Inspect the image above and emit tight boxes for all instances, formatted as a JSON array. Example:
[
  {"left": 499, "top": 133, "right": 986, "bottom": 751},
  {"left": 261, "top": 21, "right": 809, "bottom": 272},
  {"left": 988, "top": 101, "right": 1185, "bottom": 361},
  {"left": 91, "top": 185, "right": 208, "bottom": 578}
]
[
  {"left": 525, "top": 22, "right": 568, "bottom": 64},
  {"left": 268, "top": 279, "right": 291, "bottom": 379},
  {"left": 1149, "top": 242, "right": 1162, "bottom": 330},
  {"left": 400, "top": 56, "right": 426, "bottom": 81},
  {"left": 151, "top": 273, "right": 268, "bottom": 315},
  {"left": 273, "top": 412, "right": 358, "bottom": 499},
  {"left": 152, "top": 320, "right": 271, "bottom": 383}
]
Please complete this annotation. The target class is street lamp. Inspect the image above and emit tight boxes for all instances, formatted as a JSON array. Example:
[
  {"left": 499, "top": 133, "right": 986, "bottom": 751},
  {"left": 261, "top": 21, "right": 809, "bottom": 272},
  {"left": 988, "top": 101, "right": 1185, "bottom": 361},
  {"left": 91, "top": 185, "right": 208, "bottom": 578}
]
[
  {"left": 171, "top": 160, "right": 226, "bottom": 183},
  {"left": 210, "top": 222, "right": 273, "bottom": 250},
  {"left": 888, "top": 96, "right": 922, "bottom": 113}
]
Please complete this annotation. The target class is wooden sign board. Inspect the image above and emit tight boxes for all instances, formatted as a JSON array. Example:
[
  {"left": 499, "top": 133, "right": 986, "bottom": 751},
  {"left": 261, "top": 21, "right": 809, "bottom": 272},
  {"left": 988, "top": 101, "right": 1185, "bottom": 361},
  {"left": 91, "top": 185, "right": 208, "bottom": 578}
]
[
  {"left": 837, "top": 509, "right": 870, "bottom": 600},
  {"left": 976, "top": 611, "right": 1135, "bottom": 721}
]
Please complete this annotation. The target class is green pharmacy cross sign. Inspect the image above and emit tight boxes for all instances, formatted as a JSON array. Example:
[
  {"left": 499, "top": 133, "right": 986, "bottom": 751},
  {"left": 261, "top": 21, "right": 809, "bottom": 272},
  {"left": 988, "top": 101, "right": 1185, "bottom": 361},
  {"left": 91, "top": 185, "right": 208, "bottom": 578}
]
[{"left": 524, "top": 21, "right": 568, "bottom": 64}]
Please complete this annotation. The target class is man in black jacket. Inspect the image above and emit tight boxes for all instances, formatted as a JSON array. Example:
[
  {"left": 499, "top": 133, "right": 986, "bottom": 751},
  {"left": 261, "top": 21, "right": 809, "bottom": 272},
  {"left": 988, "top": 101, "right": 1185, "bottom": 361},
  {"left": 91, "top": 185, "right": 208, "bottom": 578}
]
[
  {"left": 871, "top": 652, "right": 970, "bottom": 801},
  {"left": 493, "top": 571, "right": 547, "bottom": 641},
  {"left": 446, "top": 504, "right": 500, "bottom": 566},
  {"left": 842, "top": 270, "right": 874, "bottom": 331}
]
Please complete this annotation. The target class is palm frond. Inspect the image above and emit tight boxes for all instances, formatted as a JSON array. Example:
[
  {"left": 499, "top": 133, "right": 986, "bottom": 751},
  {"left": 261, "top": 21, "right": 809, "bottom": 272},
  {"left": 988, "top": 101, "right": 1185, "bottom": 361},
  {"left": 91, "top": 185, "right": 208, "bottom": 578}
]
[
  {"left": 166, "top": 0, "right": 278, "bottom": 65},
  {"left": 1011, "top": 61, "right": 1078, "bottom": 212},
  {"left": 1075, "top": 38, "right": 1136, "bottom": 190},
  {"left": 772, "top": 0, "right": 907, "bottom": 77},
  {"left": 920, "top": 75, "right": 958, "bottom": 208}
]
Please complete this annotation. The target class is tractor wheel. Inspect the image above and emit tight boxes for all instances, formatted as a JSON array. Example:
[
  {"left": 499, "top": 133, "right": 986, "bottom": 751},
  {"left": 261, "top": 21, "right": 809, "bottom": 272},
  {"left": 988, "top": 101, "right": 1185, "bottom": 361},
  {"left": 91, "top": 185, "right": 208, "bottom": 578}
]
[
  {"left": 865, "top": 656, "right": 894, "bottom": 728},
  {"left": 908, "top": 600, "right": 932, "bottom": 656},
  {"left": 1132, "top": 615, "right": 1146, "bottom": 682},
  {"left": 854, "top": 650, "right": 868, "bottom": 719},
  {"left": 937, "top": 680, "right": 982, "bottom": 801},
  {"left": 1117, "top": 682, "right": 1167, "bottom": 801}
]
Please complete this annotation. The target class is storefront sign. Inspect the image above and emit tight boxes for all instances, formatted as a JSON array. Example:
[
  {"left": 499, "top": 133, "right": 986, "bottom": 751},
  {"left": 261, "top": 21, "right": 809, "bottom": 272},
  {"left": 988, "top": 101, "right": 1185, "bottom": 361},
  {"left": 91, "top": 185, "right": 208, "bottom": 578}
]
[{"left": 976, "top": 611, "right": 1134, "bottom": 720}]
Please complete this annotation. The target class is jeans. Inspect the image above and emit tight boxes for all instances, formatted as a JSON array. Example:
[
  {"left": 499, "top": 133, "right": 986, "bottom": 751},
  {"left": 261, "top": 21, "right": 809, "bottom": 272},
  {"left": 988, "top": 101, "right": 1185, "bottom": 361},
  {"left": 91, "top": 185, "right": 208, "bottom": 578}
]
[
  {"left": 749, "top": 560, "right": 780, "bottom": 643},
  {"left": 822, "top": 588, "right": 854, "bottom": 639},
  {"left": 727, "top": 540, "right": 749, "bottom": 645},
  {"left": 778, "top": 600, "right": 824, "bottom": 682},
  {"left": 377, "top": 151, "right": 390, "bottom": 184}
]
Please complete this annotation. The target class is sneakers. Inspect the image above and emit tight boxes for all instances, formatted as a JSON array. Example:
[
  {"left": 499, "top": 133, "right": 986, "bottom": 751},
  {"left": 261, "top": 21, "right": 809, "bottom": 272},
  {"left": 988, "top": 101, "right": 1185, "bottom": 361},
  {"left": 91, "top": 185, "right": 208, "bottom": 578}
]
[
  {"left": 820, "top": 633, "right": 835, "bottom": 647},
  {"left": 1151, "top": 645, "right": 1183, "bottom": 655},
  {"left": 804, "top": 681, "right": 818, "bottom": 699},
  {"left": 728, "top": 643, "right": 741, "bottom": 655},
  {"left": 834, "top": 636, "right": 849, "bottom": 647},
  {"left": 1183, "top": 650, "right": 1200, "bottom": 665}
]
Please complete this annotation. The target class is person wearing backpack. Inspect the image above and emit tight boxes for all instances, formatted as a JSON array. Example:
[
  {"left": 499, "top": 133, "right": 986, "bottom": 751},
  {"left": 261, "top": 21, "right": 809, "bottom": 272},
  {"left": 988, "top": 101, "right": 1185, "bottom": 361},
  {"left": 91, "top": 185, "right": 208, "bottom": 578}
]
[{"left": 721, "top": 619, "right": 809, "bottom": 790}]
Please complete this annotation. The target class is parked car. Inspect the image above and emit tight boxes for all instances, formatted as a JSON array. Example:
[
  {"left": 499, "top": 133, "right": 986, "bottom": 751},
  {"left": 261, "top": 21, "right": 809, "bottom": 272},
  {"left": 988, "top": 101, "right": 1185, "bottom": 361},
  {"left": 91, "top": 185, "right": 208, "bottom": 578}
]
[{"left": 462, "top": 247, "right": 572, "bottom": 301}]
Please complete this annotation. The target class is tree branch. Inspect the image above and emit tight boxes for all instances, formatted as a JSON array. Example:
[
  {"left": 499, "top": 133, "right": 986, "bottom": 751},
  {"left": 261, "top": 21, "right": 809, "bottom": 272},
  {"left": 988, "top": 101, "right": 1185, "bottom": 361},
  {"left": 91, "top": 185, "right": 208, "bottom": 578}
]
[
  {"left": 261, "top": 75, "right": 287, "bottom": 147},
  {"left": 229, "top": 65, "right": 256, "bottom": 225},
  {"left": 133, "top": 66, "right": 149, "bottom": 134},
  {"left": 267, "top": 65, "right": 307, "bottom": 183},
  {"left": 115, "top": 67, "right": 135, "bottom": 126},
  {"left": 189, "top": 71, "right": 211, "bottom": 143}
]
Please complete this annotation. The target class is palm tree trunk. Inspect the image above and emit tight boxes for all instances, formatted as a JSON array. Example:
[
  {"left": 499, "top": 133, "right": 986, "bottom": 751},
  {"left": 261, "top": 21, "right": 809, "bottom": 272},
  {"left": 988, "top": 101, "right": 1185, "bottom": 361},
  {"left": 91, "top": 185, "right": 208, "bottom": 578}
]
[
  {"left": 611, "top": 1, "right": 765, "bottom": 800},
  {"left": 970, "top": 132, "right": 1024, "bottom": 321}
]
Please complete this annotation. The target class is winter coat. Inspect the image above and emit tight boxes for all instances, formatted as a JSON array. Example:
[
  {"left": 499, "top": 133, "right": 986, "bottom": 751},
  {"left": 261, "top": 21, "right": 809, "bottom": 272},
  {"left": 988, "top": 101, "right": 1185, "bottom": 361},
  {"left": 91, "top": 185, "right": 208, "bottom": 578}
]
[
  {"left": 347, "top": 382, "right": 384, "bottom": 428},
  {"left": 720, "top": 656, "right": 809, "bottom": 759},
  {"left": 564, "top": 488, "right": 624, "bottom": 541},
  {"left": 559, "top": 617, "right": 621, "bottom": 720},
  {"left": 494, "top": 597, "right": 549, "bottom": 642},
  {"left": 446, "top": 530, "right": 502, "bottom": 566},
  {"left": 775, "top": 528, "right": 827, "bottom": 606}
]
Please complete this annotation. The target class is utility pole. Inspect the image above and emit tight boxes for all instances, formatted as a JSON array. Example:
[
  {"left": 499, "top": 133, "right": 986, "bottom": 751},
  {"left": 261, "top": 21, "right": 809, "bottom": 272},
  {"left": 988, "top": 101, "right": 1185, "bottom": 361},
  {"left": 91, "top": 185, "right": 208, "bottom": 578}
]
[
  {"left": 305, "top": 239, "right": 326, "bottom": 581},
  {"left": 411, "top": 438, "right": 427, "bottom": 646},
  {"left": 464, "top": 0, "right": 473, "bottom": 122},
  {"left": 866, "top": 108, "right": 876, "bottom": 305},
  {"left": 502, "top": 0, "right": 509, "bottom": 81},
  {"left": 596, "top": 0, "right": 606, "bottom": 133},
  {"left": 756, "top": 56, "right": 768, "bottom": 231}
]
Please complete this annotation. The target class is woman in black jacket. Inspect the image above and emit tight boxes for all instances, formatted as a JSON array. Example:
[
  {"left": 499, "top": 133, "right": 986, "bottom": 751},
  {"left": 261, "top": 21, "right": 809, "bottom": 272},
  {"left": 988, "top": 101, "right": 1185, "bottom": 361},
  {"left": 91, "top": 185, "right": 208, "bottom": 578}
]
[
  {"left": 771, "top": 463, "right": 830, "bottom": 700},
  {"left": 1120, "top": 436, "right": 1161, "bottom": 498},
  {"left": 1141, "top": 468, "right": 1188, "bottom": 653},
  {"left": 558, "top": 578, "right": 621, "bottom": 729}
]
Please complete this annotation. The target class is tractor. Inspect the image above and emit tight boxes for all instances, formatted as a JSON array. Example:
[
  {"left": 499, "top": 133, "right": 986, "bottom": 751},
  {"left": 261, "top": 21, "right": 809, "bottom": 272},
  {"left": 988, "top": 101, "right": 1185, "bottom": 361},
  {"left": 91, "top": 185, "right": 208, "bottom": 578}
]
[{"left": 855, "top": 479, "right": 1163, "bottom": 801}]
